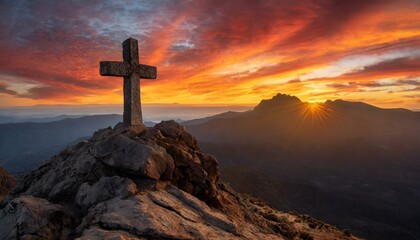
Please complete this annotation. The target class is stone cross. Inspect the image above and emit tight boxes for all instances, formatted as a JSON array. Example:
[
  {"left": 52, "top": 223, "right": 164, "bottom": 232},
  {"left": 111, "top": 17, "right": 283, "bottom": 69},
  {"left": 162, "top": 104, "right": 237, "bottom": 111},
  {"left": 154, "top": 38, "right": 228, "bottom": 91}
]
[{"left": 99, "top": 38, "right": 157, "bottom": 126}]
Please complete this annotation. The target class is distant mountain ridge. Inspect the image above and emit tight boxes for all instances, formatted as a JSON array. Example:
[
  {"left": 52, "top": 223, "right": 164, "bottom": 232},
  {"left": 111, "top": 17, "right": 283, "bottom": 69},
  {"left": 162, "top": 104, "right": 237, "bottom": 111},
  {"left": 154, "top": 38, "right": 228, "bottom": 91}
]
[
  {"left": 187, "top": 93, "right": 419, "bottom": 145},
  {"left": 0, "top": 115, "right": 122, "bottom": 173},
  {"left": 185, "top": 93, "right": 420, "bottom": 240},
  {"left": 0, "top": 114, "right": 85, "bottom": 124},
  {"left": 182, "top": 111, "right": 249, "bottom": 125}
]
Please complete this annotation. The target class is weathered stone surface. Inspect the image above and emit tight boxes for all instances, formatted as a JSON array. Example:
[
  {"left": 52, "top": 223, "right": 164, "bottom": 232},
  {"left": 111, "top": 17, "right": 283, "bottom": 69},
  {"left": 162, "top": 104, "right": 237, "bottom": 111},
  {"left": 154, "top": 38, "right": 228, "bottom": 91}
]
[
  {"left": 48, "top": 177, "right": 79, "bottom": 202},
  {"left": 155, "top": 120, "right": 197, "bottom": 147},
  {"left": 135, "top": 64, "right": 157, "bottom": 79},
  {"left": 100, "top": 37, "right": 157, "bottom": 126},
  {"left": 0, "top": 196, "right": 72, "bottom": 239},
  {"left": 12, "top": 151, "right": 102, "bottom": 203},
  {"left": 76, "top": 187, "right": 277, "bottom": 240},
  {"left": 75, "top": 176, "right": 137, "bottom": 212},
  {"left": 92, "top": 134, "right": 174, "bottom": 180},
  {"left": 123, "top": 73, "right": 142, "bottom": 126},
  {"left": 155, "top": 120, "right": 184, "bottom": 138},
  {"left": 99, "top": 61, "right": 131, "bottom": 76},
  {"left": 77, "top": 228, "right": 144, "bottom": 240},
  {"left": 113, "top": 122, "right": 146, "bottom": 137},
  {"left": 143, "top": 121, "right": 220, "bottom": 206}
]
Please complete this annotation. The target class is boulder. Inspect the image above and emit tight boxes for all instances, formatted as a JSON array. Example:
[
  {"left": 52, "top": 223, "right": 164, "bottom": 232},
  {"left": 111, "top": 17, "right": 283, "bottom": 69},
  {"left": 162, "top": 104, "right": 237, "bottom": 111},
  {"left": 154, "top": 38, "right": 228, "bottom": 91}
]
[
  {"left": 76, "top": 186, "right": 241, "bottom": 239},
  {"left": 75, "top": 176, "right": 137, "bottom": 212},
  {"left": 155, "top": 120, "right": 198, "bottom": 148},
  {"left": 92, "top": 134, "right": 175, "bottom": 180},
  {"left": 0, "top": 196, "right": 72, "bottom": 239}
]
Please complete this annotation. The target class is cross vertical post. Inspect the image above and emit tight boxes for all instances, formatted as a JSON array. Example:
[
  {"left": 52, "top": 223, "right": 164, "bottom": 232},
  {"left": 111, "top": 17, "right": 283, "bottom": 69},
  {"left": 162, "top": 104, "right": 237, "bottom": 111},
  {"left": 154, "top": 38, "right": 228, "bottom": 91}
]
[{"left": 122, "top": 38, "right": 142, "bottom": 126}]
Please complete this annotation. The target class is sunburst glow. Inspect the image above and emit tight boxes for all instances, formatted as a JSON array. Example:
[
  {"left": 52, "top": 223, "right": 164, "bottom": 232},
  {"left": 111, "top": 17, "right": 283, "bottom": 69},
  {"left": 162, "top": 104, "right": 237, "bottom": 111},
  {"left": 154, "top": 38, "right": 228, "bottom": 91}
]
[{"left": 301, "top": 103, "right": 332, "bottom": 125}]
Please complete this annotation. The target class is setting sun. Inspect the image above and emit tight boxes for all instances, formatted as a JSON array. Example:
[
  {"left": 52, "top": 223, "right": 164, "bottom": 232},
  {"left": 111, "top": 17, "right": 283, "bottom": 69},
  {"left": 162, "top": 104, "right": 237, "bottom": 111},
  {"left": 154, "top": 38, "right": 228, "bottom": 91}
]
[{"left": 307, "top": 103, "right": 322, "bottom": 114}]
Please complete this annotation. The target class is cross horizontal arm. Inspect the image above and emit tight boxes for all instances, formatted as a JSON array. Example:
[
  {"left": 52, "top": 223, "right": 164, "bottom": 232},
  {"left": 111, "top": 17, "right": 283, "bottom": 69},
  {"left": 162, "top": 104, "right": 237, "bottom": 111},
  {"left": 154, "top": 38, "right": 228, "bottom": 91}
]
[
  {"left": 100, "top": 61, "right": 131, "bottom": 77},
  {"left": 136, "top": 64, "right": 157, "bottom": 79}
]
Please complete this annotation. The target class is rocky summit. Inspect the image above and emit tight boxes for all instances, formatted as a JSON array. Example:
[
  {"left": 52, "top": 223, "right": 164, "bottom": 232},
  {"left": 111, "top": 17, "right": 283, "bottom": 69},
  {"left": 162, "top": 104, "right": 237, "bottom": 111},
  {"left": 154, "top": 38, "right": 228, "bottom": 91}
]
[{"left": 0, "top": 121, "right": 359, "bottom": 240}]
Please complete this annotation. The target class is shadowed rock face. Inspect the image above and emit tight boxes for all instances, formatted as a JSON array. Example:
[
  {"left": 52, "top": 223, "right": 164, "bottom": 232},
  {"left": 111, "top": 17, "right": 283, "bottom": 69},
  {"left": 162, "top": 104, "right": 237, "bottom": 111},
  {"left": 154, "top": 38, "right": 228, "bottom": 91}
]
[
  {"left": 0, "top": 167, "right": 15, "bottom": 201},
  {"left": 0, "top": 121, "right": 358, "bottom": 240}
]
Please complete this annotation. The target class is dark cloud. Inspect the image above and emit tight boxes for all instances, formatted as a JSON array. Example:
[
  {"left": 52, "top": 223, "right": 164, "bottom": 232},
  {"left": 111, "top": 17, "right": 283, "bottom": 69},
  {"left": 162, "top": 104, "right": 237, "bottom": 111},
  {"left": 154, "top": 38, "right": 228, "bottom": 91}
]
[
  {"left": 342, "top": 57, "right": 420, "bottom": 79},
  {"left": 358, "top": 82, "right": 394, "bottom": 87},
  {"left": 327, "top": 79, "right": 420, "bottom": 93},
  {"left": 287, "top": 78, "right": 301, "bottom": 83},
  {"left": 399, "top": 86, "right": 420, "bottom": 92},
  {"left": 19, "top": 86, "right": 87, "bottom": 100},
  {"left": 327, "top": 82, "right": 358, "bottom": 89},
  {"left": 0, "top": 82, "right": 17, "bottom": 95},
  {"left": 283, "top": 0, "right": 393, "bottom": 45},
  {"left": 307, "top": 56, "right": 420, "bottom": 85},
  {"left": 398, "top": 79, "right": 420, "bottom": 86}
]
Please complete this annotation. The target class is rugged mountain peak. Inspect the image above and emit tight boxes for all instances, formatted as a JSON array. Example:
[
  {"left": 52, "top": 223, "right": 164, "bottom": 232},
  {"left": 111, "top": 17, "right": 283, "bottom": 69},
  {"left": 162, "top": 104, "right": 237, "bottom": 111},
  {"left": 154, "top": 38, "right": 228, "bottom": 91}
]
[
  {"left": 0, "top": 121, "right": 358, "bottom": 239},
  {"left": 0, "top": 167, "right": 15, "bottom": 201},
  {"left": 254, "top": 93, "right": 302, "bottom": 111}
]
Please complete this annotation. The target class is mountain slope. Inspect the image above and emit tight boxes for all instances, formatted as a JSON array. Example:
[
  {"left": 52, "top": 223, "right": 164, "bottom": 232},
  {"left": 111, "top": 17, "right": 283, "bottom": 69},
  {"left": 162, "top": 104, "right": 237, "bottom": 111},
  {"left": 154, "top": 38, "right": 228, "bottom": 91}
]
[
  {"left": 0, "top": 121, "right": 358, "bottom": 240},
  {"left": 182, "top": 111, "right": 249, "bottom": 125},
  {"left": 0, "top": 167, "right": 15, "bottom": 201},
  {"left": 186, "top": 93, "right": 420, "bottom": 240},
  {"left": 0, "top": 114, "right": 86, "bottom": 124}
]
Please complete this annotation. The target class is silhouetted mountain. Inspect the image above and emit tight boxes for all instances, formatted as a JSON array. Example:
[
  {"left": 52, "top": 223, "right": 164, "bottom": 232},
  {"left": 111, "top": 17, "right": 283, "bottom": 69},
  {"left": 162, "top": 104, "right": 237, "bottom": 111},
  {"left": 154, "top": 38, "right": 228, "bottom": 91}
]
[
  {"left": 186, "top": 93, "right": 420, "bottom": 240},
  {"left": 0, "top": 121, "right": 357, "bottom": 239},
  {"left": 254, "top": 93, "right": 302, "bottom": 112},
  {"left": 0, "top": 114, "right": 85, "bottom": 124},
  {"left": 183, "top": 111, "right": 249, "bottom": 125}
]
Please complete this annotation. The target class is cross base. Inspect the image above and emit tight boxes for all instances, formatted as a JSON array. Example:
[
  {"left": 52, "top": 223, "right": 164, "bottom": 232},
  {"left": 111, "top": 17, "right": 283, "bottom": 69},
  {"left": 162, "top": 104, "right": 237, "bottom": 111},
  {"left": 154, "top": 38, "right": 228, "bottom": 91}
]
[{"left": 114, "top": 122, "right": 146, "bottom": 137}]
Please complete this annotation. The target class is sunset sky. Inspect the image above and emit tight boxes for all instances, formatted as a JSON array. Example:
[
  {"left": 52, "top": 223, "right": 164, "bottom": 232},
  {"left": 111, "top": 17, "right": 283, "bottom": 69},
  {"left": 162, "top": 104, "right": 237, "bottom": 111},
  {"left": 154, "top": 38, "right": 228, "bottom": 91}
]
[{"left": 0, "top": 0, "right": 419, "bottom": 109}]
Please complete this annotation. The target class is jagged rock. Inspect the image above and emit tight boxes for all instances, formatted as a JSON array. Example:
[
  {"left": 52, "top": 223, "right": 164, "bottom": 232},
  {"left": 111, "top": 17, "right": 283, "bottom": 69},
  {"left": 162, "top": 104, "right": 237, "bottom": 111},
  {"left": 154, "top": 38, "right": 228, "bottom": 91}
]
[
  {"left": 254, "top": 93, "right": 301, "bottom": 112},
  {"left": 155, "top": 120, "right": 198, "bottom": 148},
  {"left": 74, "top": 185, "right": 286, "bottom": 240},
  {"left": 0, "top": 196, "right": 72, "bottom": 239},
  {"left": 75, "top": 176, "right": 138, "bottom": 212},
  {"left": 92, "top": 134, "right": 175, "bottom": 180},
  {"left": 0, "top": 121, "right": 360, "bottom": 240},
  {"left": 113, "top": 122, "right": 146, "bottom": 138}
]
